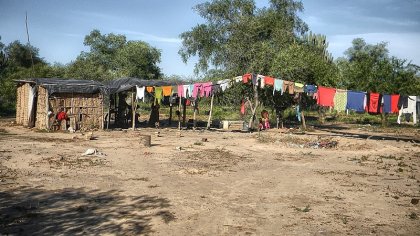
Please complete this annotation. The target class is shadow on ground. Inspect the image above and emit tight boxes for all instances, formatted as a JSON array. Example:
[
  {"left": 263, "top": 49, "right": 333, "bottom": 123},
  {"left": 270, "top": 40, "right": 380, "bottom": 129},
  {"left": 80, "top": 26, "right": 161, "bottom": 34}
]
[{"left": 0, "top": 186, "right": 174, "bottom": 235}]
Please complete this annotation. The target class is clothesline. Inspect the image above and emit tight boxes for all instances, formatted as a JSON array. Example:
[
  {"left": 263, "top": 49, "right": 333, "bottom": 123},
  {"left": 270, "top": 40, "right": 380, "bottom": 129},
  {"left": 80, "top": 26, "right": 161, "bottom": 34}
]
[{"left": 134, "top": 73, "right": 419, "bottom": 121}]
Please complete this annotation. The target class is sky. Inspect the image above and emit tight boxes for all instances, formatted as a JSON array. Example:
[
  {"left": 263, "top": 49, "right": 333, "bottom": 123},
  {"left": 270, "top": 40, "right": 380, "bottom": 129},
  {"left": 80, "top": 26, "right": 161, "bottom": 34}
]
[{"left": 1, "top": 0, "right": 419, "bottom": 77}]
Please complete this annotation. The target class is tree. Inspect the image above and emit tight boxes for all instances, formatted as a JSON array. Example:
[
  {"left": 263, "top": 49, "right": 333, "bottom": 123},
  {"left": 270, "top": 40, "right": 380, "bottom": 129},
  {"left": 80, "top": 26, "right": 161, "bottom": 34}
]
[
  {"left": 337, "top": 38, "right": 420, "bottom": 95},
  {"left": 67, "top": 29, "right": 162, "bottom": 81},
  {"left": 0, "top": 38, "right": 49, "bottom": 114},
  {"left": 179, "top": 0, "right": 308, "bottom": 76}
]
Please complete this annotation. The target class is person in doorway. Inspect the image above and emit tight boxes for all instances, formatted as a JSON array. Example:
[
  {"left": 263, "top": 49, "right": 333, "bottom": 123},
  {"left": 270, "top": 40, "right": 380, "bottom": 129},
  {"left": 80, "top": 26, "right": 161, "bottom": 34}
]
[
  {"left": 56, "top": 108, "right": 68, "bottom": 130},
  {"left": 258, "top": 118, "right": 264, "bottom": 131},
  {"left": 261, "top": 110, "right": 270, "bottom": 129}
]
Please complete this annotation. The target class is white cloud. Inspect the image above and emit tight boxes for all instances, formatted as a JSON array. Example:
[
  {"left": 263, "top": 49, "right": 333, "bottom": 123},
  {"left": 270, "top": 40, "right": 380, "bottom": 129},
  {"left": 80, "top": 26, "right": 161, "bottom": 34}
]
[{"left": 116, "top": 30, "right": 182, "bottom": 44}]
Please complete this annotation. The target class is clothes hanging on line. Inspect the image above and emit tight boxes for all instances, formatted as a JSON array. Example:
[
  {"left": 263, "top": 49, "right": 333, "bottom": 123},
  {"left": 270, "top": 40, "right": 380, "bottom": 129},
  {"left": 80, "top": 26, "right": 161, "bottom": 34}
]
[
  {"left": 317, "top": 86, "right": 336, "bottom": 107},
  {"left": 203, "top": 82, "right": 213, "bottom": 97},
  {"left": 264, "top": 76, "right": 275, "bottom": 86},
  {"left": 273, "top": 79, "right": 283, "bottom": 95},
  {"left": 162, "top": 86, "right": 172, "bottom": 97},
  {"left": 218, "top": 79, "right": 231, "bottom": 91},
  {"left": 294, "top": 82, "right": 304, "bottom": 93},
  {"left": 398, "top": 95, "right": 409, "bottom": 109},
  {"left": 136, "top": 86, "right": 145, "bottom": 102},
  {"left": 382, "top": 94, "right": 392, "bottom": 113},
  {"left": 234, "top": 76, "right": 242, "bottom": 83},
  {"left": 146, "top": 87, "right": 154, "bottom": 93},
  {"left": 182, "top": 85, "right": 190, "bottom": 98},
  {"left": 304, "top": 85, "right": 317, "bottom": 96},
  {"left": 366, "top": 92, "right": 382, "bottom": 114},
  {"left": 333, "top": 89, "right": 347, "bottom": 112},
  {"left": 177, "top": 85, "right": 184, "bottom": 98},
  {"left": 257, "top": 75, "right": 265, "bottom": 88},
  {"left": 282, "top": 80, "right": 294, "bottom": 94},
  {"left": 397, "top": 96, "right": 417, "bottom": 124},
  {"left": 346, "top": 91, "right": 366, "bottom": 112},
  {"left": 391, "top": 95, "right": 400, "bottom": 113},
  {"left": 154, "top": 87, "right": 163, "bottom": 105},
  {"left": 192, "top": 83, "right": 203, "bottom": 98},
  {"left": 243, "top": 74, "right": 252, "bottom": 83},
  {"left": 211, "top": 84, "right": 221, "bottom": 95}
]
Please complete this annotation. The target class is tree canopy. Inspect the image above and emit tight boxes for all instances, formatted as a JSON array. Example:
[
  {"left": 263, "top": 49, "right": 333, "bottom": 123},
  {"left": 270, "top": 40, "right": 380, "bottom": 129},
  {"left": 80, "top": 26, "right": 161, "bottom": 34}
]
[{"left": 66, "top": 29, "right": 162, "bottom": 81}]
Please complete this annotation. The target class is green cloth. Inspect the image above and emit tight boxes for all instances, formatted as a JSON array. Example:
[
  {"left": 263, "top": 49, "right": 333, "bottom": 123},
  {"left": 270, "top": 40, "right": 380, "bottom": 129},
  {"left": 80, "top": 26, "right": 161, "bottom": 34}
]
[
  {"left": 334, "top": 90, "right": 347, "bottom": 112},
  {"left": 154, "top": 87, "right": 163, "bottom": 105}
]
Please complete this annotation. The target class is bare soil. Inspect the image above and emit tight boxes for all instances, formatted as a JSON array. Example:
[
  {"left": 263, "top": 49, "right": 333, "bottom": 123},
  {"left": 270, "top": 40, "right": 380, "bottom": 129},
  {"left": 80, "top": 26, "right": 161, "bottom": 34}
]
[{"left": 0, "top": 118, "right": 419, "bottom": 235}]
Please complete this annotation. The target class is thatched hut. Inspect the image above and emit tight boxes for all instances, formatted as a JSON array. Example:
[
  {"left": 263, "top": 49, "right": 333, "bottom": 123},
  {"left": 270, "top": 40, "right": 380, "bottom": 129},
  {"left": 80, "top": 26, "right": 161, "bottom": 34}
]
[{"left": 15, "top": 78, "right": 108, "bottom": 131}]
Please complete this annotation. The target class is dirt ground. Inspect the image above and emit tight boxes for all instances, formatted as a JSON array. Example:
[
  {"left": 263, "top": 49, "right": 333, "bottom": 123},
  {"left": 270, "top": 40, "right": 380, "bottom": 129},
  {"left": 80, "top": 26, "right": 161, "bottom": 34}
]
[{"left": 0, "top": 118, "right": 419, "bottom": 235}]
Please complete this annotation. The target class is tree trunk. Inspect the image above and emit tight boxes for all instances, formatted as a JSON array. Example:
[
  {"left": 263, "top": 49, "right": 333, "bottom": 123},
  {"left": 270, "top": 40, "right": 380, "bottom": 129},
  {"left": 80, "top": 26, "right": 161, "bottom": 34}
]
[
  {"left": 248, "top": 83, "right": 259, "bottom": 130},
  {"left": 207, "top": 94, "right": 214, "bottom": 129}
]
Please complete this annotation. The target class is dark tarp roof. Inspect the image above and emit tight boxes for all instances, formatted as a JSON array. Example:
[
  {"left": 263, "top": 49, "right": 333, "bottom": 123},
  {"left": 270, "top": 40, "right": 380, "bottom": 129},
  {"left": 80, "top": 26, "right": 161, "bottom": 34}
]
[
  {"left": 107, "top": 77, "right": 176, "bottom": 94},
  {"left": 16, "top": 78, "right": 108, "bottom": 95}
]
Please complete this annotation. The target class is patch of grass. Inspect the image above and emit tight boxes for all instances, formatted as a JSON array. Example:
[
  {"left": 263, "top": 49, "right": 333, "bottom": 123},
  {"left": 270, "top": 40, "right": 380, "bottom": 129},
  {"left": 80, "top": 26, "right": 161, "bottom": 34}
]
[
  {"left": 293, "top": 205, "right": 311, "bottom": 213},
  {"left": 408, "top": 212, "right": 418, "bottom": 220},
  {"left": 194, "top": 141, "right": 203, "bottom": 146},
  {"left": 379, "top": 155, "right": 404, "bottom": 161},
  {"left": 147, "top": 184, "right": 159, "bottom": 188},
  {"left": 361, "top": 155, "right": 369, "bottom": 162}
]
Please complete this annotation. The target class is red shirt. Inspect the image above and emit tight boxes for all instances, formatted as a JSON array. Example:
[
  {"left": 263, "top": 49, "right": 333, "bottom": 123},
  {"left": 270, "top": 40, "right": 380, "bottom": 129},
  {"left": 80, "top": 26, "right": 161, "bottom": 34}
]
[
  {"left": 317, "top": 86, "right": 336, "bottom": 107},
  {"left": 57, "top": 111, "right": 67, "bottom": 121},
  {"left": 264, "top": 76, "right": 275, "bottom": 86}
]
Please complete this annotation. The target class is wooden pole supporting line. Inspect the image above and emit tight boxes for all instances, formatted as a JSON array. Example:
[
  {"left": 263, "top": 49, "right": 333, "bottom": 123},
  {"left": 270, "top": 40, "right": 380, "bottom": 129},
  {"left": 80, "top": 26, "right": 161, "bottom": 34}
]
[
  {"left": 182, "top": 98, "right": 186, "bottom": 127},
  {"left": 178, "top": 96, "right": 182, "bottom": 130},
  {"left": 206, "top": 94, "right": 214, "bottom": 129},
  {"left": 299, "top": 94, "right": 306, "bottom": 130},
  {"left": 131, "top": 91, "right": 136, "bottom": 130},
  {"left": 193, "top": 100, "right": 197, "bottom": 130}
]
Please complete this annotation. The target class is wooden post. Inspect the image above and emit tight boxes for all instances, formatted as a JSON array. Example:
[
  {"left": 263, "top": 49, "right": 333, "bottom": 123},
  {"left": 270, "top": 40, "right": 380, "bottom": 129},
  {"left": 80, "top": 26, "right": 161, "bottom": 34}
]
[
  {"left": 248, "top": 81, "right": 259, "bottom": 130},
  {"left": 131, "top": 91, "right": 135, "bottom": 130},
  {"left": 299, "top": 94, "right": 306, "bottom": 130},
  {"left": 178, "top": 96, "right": 182, "bottom": 130},
  {"left": 139, "top": 134, "right": 151, "bottom": 147},
  {"left": 182, "top": 98, "right": 186, "bottom": 127},
  {"left": 193, "top": 100, "right": 197, "bottom": 130},
  {"left": 169, "top": 104, "right": 173, "bottom": 125},
  {"left": 206, "top": 94, "right": 214, "bottom": 129}
]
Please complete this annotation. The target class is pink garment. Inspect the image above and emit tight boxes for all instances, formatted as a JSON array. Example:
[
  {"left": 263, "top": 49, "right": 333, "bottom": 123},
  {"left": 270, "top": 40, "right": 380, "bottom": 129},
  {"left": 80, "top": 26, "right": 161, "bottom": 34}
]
[
  {"left": 202, "top": 82, "right": 213, "bottom": 97},
  {"left": 178, "top": 85, "right": 184, "bottom": 98},
  {"left": 192, "top": 83, "right": 203, "bottom": 98}
]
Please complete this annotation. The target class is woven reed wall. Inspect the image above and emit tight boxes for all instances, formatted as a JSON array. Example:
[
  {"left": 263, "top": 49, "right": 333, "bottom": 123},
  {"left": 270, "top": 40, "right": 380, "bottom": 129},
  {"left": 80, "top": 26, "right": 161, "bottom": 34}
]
[
  {"left": 15, "top": 83, "right": 30, "bottom": 126},
  {"left": 35, "top": 86, "right": 48, "bottom": 129},
  {"left": 40, "top": 91, "right": 104, "bottom": 130}
]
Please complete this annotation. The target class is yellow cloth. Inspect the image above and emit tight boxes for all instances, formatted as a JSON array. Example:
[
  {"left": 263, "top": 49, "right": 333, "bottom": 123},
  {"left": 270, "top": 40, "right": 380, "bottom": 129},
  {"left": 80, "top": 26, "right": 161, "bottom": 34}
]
[
  {"left": 162, "top": 86, "right": 172, "bottom": 96},
  {"left": 146, "top": 87, "right": 154, "bottom": 93}
]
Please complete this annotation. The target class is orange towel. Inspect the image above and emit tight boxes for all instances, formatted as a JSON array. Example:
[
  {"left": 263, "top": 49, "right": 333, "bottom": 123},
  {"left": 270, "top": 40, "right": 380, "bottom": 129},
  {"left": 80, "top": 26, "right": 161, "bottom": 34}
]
[
  {"left": 162, "top": 86, "right": 172, "bottom": 96},
  {"left": 264, "top": 76, "right": 274, "bottom": 86},
  {"left": 146, "top": 87, "right": 154, "bottom": 93}
]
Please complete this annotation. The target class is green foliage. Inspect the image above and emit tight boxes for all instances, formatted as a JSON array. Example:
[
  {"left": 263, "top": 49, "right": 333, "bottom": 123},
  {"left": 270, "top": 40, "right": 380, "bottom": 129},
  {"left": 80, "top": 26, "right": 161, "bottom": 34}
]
[
  {"left": 67, "top": 29, "right": 162, "bottom": 81},
  {"left": 179, "top": 0, "right": 308, "bottom": 75},
  {"left": 336, "top": 38, "right": 420, "bottom": 94},
  {"left": 270, "top": 42, "right": 339, "bottom": 86}
]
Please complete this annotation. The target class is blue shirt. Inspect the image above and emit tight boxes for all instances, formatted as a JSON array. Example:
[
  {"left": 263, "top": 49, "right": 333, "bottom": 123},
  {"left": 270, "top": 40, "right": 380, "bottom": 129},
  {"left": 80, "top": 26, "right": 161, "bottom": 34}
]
[{"left": 346, "top": 91, "right": 366, "bottom": 112}]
